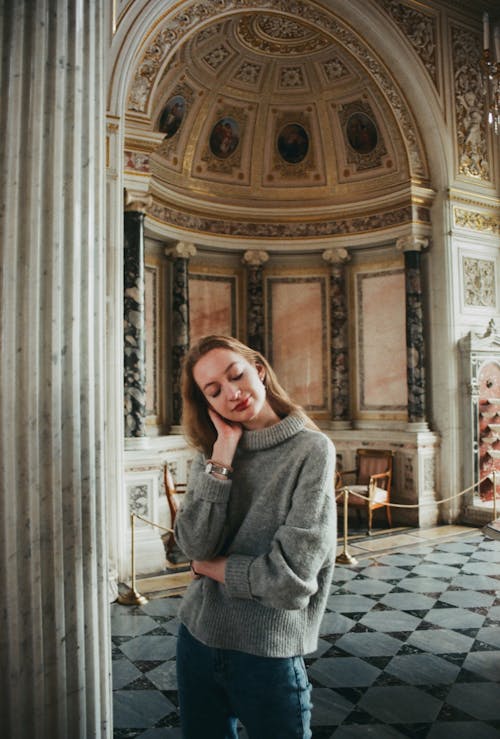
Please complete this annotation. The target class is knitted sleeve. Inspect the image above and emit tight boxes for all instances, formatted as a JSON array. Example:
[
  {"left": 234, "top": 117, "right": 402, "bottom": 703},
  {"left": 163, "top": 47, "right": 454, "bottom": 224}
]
[
  {"left": 224, "top": 435, "right": 337, "bottom": 610},
  {"left": 174, "top": 452, "right": 232, "bottom": 560}
]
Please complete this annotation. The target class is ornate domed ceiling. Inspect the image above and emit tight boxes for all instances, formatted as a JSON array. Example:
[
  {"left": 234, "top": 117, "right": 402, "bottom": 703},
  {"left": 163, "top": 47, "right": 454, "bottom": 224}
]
[{"left": 125, "top": 6, "right": 431, "bottom": 243}]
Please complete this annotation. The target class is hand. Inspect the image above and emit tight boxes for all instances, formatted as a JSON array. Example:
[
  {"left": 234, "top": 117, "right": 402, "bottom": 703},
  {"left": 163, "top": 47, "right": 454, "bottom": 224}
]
[
  {"left": 191, "top": 556, "right": 227, "bottom": 584},
  {"left": 208, "top": 408, "right": 242, "bottom": 465}
]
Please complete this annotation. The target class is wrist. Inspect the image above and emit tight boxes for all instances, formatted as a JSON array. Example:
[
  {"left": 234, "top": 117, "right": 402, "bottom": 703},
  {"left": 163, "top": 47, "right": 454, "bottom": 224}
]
[{"left": 205, "top": 459, "right": 233, "bottom": 479}]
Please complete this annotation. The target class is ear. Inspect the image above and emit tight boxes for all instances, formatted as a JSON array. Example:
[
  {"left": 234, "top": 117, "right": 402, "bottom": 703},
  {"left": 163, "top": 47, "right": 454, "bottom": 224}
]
[{"left": 255, "top": 362, "right": 265, "bottom": 382}]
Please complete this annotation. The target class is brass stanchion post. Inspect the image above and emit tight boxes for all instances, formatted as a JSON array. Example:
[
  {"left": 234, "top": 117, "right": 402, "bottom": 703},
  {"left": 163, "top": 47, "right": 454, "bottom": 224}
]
[
  {"left": 335, "top": 489, "right": 358, "bottom": 565},
  {"left": 118, "top": 512, "right": 148, "bottom": 606}
]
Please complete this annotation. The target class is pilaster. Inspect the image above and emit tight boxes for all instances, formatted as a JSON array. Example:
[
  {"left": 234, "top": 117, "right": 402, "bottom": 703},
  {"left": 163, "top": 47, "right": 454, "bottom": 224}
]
[{"left": 323, "top": 248, "right": 352, "bottom": 428}]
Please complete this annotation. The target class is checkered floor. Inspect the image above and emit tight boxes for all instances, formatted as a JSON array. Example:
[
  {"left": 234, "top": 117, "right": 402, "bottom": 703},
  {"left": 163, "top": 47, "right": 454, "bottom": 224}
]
[{"left": 112, "top": 529, "right": 500, "bottom": 738}]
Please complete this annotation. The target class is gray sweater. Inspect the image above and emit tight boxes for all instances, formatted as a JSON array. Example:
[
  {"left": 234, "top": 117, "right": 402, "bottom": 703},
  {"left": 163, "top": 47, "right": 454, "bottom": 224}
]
[{"left": 175, "top": 413, "right": 337, "bottom": 658}]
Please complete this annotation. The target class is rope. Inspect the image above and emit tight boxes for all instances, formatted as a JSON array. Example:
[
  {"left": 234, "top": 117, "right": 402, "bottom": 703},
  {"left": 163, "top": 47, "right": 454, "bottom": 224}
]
[
  {"left": 337, "top": 474, "right": 497, "bottom": 508},
  {"left": 133, "top": 511, "right": 173, "bottom": 534}
]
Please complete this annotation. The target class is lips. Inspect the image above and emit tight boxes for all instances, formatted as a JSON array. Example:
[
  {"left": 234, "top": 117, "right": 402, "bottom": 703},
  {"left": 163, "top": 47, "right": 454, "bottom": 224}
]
[{"left": 234, "top": 396, "right": 251, "bottom": 412}]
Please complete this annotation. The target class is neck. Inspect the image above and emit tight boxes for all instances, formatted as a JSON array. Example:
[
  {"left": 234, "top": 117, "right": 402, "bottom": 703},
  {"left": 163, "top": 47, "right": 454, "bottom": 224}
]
[{"left": 243, "top": 403, "right": 281, "bottom": 431}]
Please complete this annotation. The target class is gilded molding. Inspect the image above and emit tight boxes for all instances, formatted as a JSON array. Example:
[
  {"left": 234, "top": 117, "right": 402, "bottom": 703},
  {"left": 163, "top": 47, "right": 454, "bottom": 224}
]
[{"left": 454, "top": 208, "right": 500, "bottom": 234}]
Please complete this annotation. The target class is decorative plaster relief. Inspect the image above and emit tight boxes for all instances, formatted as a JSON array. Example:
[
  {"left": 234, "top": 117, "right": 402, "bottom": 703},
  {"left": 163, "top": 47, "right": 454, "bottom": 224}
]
[
  {"left": 196, "top": 23, "right": 223, "bottom": 43},
  {"left": 321, "top": 56, "right": 350, "bottom": 82},
  {"left": 451, "top": 24, "right": 489, "bottom": 180},
  {"left": 454, "top": 208, "right": 500, "bottom": 235},
  {"left": 463, "top": 257, "right": 496, "bottom": 308},
  {"left": 279, "top": 65, "right": 307, "bottom": 89},
  {"left": 127, "top": 483, "right": 150, "bottom": 518},
  {"left": 202, "top": 44, "right": 232, "bottom": 70},
  {"left": 233, "top": 60, "right": 263, "bottom": 87},
  {"left": 236, "top": 14, "right": 330, "bottom": 55},
  {"left": 376, "top": 0, "right": 438, "bottom": 87},
  {"left": 148, "top": 202, "right": 415, "bottom": 238}
]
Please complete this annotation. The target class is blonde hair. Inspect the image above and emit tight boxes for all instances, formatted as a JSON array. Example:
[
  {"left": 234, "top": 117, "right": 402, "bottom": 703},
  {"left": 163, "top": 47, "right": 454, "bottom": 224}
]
[{"left": 181, "top": 335, "right": 315, "bottom": 455}]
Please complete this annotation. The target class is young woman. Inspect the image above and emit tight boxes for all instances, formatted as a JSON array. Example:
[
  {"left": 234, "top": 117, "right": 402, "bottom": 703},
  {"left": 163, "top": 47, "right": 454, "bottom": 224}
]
[{"left": 174, "top": 335, "right": 337, "bottom": 739}]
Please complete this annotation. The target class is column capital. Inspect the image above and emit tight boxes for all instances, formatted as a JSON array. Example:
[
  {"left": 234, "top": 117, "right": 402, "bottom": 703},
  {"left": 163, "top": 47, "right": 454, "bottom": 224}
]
[
  {"left": 242, "top": 249, "right": 269, "bottom": 267},
  {"left": 166, "top": 241, "right": 197, "bottom": 259},
  {"left": 322, "top": 247, "right": 351, "bottom": 265},
  {"left": 124, "top": 188, "right": 152, "bottom": 213},
  {"left": 396, "top": 235, "right": 429, "bottom": 253}
]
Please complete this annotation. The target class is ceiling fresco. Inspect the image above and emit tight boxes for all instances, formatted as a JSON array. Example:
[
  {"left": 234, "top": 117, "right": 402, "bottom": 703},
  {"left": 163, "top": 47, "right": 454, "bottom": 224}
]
[{"left": 124, "top": 3, "right": 433, "bottom": 240}]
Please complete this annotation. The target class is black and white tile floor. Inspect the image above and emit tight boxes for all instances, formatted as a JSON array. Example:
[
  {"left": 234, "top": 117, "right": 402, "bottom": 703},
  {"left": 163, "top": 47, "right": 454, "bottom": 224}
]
[{"left": 112, "top": 526, "right": 500, "bottom": 738}]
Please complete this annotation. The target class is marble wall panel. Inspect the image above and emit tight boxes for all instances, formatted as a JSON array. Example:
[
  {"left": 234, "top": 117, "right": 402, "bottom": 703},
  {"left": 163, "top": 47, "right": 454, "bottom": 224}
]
[
  {"left": 357, "top": 269, "right": 407, "bottom": 411},
  {"left": 266, "top": 276, "right": 329, "bottom": 412},
  {"left": 189, "top": 274, "right": 236, "bottom": 343}
]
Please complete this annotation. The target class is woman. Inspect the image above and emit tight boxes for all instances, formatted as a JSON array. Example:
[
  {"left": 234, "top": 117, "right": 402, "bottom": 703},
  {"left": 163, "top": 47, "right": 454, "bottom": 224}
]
[{"left": 175, "top": 335, "right": 337, "bottom": 739}]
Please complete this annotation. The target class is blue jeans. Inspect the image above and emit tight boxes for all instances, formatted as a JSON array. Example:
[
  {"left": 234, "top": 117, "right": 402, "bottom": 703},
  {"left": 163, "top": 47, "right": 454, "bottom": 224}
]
[{"left": 176, "top": 623, "right": 312, "bottom": 739}]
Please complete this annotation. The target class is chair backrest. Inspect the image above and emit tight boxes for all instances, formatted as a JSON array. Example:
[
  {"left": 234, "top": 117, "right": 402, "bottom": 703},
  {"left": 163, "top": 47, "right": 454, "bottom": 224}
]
[
  {"left": 163, "top": 465, "right": 187, "bottom": 524},
  {"left": 356, "top": 449, "right": 393, "bottom": 489}
]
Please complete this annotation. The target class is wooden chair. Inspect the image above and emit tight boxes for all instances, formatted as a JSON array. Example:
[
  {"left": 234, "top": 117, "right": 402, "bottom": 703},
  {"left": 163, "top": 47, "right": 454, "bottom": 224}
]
[
  {"left": 161, "top": 465, "right": 189, "bottom": 569},
  {"left": 336, "top": 449, "right": 394, "bottom": 535}
]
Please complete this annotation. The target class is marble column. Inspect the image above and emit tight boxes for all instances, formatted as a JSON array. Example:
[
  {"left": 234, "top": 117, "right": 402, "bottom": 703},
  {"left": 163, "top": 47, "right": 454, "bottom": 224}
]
[
  {"left": 0, "top": 2, "right": 111, "bottom": 738},
  {"left": 124, "top": 192, "right": 152, "bottom": 438},
  {"left": 323, "top": 248, "right": 352, "bottom": 426},
  {"left": 242, "top": 250, "right": 269, "bottom": 354},
  {"left": 167, "top": 242, "right": 197, "bottom": 425},
  {"left": 397, "top": 236, "right": 429, "bottom": 425}
]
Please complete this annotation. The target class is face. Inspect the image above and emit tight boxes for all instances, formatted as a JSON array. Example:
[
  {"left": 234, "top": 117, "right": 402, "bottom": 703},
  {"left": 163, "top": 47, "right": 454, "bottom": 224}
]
[{"left": 192, "top": 347, "right": 278, "bottom": 430}]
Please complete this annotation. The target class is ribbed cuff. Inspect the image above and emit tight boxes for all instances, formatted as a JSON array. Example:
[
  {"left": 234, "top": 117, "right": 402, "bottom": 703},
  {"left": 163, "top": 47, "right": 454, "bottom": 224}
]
[
  {"left": 197, "top": 472, "right": 232, "bottom": 503},
  {"left": 225, "top": 554, "right": 254, "bottom": 600}
]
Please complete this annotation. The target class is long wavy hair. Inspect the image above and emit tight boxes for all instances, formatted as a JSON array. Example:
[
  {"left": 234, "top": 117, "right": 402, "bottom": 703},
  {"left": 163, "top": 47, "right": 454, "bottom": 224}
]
[{"left": 181, "top": 335, "right": 314, "bottom": 455}]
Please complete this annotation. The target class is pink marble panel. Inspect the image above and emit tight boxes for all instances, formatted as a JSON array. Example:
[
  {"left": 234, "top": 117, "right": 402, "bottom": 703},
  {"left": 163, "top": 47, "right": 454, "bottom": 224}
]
[
  {"left": 268, "top": 277, "right": 327, "bottom": 411},
  {"left": 144, "top": 266, "right": 157, "bottom": 415},
  {"left": 358, "top": 270, "right": 407, "bottom": 409},
  {"left": 189, "top": 275, "right": 235, "bottom": 344}
]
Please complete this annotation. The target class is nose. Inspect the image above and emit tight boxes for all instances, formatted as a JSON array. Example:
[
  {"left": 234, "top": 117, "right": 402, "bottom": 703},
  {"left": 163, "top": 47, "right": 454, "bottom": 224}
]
[{"left": 227, "top": 384, "right": 241, "bottom": 400}]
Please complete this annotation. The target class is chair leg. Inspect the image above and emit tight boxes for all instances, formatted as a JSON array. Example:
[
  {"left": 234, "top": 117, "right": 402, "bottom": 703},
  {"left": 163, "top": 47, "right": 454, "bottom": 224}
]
[
  {"left": 386, "top": 503, "right": 392, "bottom": 528},
  {"left": 367, "top": 506, "right": 373, "bottom": 536}
]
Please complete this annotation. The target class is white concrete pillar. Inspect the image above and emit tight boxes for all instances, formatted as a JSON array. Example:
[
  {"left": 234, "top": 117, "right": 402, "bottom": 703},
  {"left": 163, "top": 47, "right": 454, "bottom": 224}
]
[{"left": 0, "top": 1, "right": 111, "bottom": 737}]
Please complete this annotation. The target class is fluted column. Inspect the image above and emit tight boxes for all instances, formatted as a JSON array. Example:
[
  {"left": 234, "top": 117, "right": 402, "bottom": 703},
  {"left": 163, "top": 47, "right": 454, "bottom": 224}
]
[
  {"left": 0, "top": 2, "right": 111, "bottom": 738},
  {"left": 242, "top": 250, "right": 269, "bottom": 354},
  {"left": 323, "top": 248, "right": 352, "bottom": 426},
  {"left": 397, "top": 236, "right": 429, "bottom": 426},
  {"left": 167, "top": 242, "right": 197, "bottom": 425},
  {"left": 124, "top": 191, "right": 152, "bottom": 438}
]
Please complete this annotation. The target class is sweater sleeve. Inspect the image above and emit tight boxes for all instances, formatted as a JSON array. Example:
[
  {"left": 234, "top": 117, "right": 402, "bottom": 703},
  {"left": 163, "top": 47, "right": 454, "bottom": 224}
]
[
  {"left": 224, "top": 435, "right": 337, "bottom": 610},
  {"left": 174, "top": 452, "right": 232, "bottom": 560}
]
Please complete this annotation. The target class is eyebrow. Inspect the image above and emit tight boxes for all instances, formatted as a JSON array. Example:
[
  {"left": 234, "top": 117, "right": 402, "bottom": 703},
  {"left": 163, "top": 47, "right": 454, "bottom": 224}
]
[{"left": 202, "top": 361, "right": 239, "bottom": 392}]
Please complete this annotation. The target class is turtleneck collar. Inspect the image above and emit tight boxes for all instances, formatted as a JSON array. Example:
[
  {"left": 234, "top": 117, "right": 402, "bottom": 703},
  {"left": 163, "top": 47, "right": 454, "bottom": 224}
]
[{"left": 239, "top": 413, "right": 306, "bottom": 452}]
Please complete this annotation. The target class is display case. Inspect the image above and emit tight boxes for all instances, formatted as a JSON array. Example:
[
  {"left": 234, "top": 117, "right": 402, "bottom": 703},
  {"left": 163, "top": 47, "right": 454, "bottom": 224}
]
[{"left": 459, "top": 320, "right": 500, "bottom": 521}]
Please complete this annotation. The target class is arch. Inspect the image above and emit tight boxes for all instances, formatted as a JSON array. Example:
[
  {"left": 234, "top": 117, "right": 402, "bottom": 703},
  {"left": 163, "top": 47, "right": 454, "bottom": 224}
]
[{"left": 110, "top": 1, "right": 450, "bottom": 192}]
